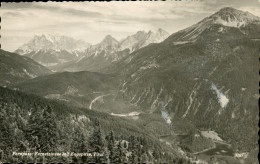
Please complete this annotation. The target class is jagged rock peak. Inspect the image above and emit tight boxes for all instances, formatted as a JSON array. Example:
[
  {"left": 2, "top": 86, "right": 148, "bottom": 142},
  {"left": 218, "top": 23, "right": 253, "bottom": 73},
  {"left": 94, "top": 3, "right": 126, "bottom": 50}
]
[
  {"left": 102, "top": 35, "right": 118, "bottom": 42},
  {"left": 16, "top": 34, "right": 90, "bottom": 54}
]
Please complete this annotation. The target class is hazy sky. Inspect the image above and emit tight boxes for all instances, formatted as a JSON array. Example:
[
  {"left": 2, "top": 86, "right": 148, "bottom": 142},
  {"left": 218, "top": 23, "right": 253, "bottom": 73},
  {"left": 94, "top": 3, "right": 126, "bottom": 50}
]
[{"left": 1, "top": 0, "right": 260, "bottom": 51}]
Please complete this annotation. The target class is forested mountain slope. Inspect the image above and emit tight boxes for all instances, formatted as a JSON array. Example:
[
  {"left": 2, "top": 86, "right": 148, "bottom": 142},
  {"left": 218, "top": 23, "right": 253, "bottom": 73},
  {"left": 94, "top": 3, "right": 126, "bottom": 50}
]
[
  {"left": 106, "top": 7, "right": 259, "bottom": 153},
  {"left": 0, "top": 87, "right": 185, "bottom": 163},
  {"left": 0, "top": 49, "right": 51, "bottom": 86}
]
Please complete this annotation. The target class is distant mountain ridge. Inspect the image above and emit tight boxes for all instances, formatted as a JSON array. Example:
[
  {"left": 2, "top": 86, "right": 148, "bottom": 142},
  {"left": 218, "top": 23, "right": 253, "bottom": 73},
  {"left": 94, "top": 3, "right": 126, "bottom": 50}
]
[
  {"left": 119, "top": 28, "right": 169, "bottom": 52},
  {"left": 14, "top": 34, "right": 91, "bottom": 68},
  {"left": 16, "top": 34, "right": 90, "bottom": 54},
  {"left": 14, "top": 29, "right": 169, "bottom": 72},
  {"left": 63, "top": 28, "right": 169, "bottom": 72}
]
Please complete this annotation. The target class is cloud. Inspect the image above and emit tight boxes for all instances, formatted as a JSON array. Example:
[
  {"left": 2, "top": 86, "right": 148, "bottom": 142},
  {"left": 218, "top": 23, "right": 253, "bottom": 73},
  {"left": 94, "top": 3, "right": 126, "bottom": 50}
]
[
  {"left": 239, "top": 6, "right": 260, "bottom": 17},
  {"left": 1, "top": 1, "right": 260, "bottom": 51},
  {"left": 1, "top": 2, "right": 35, "bottom": 9},
  {"left": 33, "top": 3, "right": 102, "bottom": 18},
  {"left": 2, "top": 11, "right": 24, "bottom": 17},
  {"left": 2, "top": 2, "right": 102, "bottom": 17}
]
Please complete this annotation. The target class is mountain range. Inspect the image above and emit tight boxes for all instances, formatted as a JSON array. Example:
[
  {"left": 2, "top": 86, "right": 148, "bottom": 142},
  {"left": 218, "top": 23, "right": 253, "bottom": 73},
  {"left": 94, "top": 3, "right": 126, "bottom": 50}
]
[
  {"left": 118, "top": 28, "right": 170, "bottom": 52},
  {"left": 15, "top": 34, "right": 90, "bottom": 67},
  {"left": 1, "top": 7, "right": 259, "bottom": 163},
  {"left": 15, "top": 29, "right": 169, "bottom": 72}
]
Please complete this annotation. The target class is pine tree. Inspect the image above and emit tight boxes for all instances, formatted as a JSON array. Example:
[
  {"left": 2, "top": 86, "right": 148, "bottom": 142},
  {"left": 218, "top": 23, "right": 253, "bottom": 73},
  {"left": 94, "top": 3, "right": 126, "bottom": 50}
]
[
  {"left": 129, "top": 137, "right": 138, "bottom": 164},
  {"left": 140, "top": 144, "right": 149, "bottom": 163},
  {"left": 26, "top": 105, "right": 58, "bottom": 155},
  {"left": 102, "top": 147, "right": 110, "bottom": 163},
  {"left": 136, "top": 142, "right": 142, "bottom": 163},
  {"left": 0, "top": 107, "right": 15, "bottom": 161},
  {"left": 118, "top": 141, "right": 127, "bottom": 163},
  {"left": 71, "top": 127, "right": 88, "bottom": 162},
  {"left": 113, "top": 142, "right": 121, "bottom": 163},
  {"left": 123, "top": 141, "right": 128, "bottom": 149},
  {"left": 112, "top": 140, "right": 127, "bottom": 163},
  {"left": 107, "top": 131, "right": 116, "bottom": 163},
  {"left": 88, "top": 119, "right": 105, "bottom": 163},
  {"left": 41, "top": 105, "right": 58, "bottom": 152},
  {"left": 152, "top": 149, "right": 160, "bottom": 163},
  {"left": 141, "top": 152, "right": 149, "bottom": 163}
]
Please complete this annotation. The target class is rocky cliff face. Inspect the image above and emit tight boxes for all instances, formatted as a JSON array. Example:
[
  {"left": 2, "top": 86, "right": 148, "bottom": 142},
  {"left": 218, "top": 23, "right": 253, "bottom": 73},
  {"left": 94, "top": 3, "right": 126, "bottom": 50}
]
[
  {"left": 63, "top": 29, "right": 169, "bottom": 72},
  {"left": 106, "top": 7, "right": 259, "bottom": 151},
  {"left": 118, "top": 29, "right": 169, "bottom": 52},
  {"left": 15, "top": 29, "right": 169, "bottom": 72},
  {"left": 15, "top": 34, "right": 90, "bottom": 68}
]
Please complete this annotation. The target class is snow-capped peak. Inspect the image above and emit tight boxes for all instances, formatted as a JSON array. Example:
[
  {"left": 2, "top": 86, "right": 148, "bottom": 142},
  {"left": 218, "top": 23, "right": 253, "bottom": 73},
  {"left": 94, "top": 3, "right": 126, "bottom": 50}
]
[
  {"left": 210, "top": 7, "right": 260, "bottom": 27},
  {"left": 16, "top": 34, "right": 90, "bottom": 55},
  {"left": 42, "top": 34, "right": 55, "bottom": 43},
  {"left": 118, "top": 31, "right": 147, "bottom": 52},
  {"left": 118, "top": 28, "right": 169, "bottom": 51},
  {"left": 141, "top": 28, "right": 170, "bottom": 48},
  {"left": 94, "top": 35, "right": 119, "bottom": 50},
  {"left": 169, "top": 7, "right": 260, "bottom": 42}
]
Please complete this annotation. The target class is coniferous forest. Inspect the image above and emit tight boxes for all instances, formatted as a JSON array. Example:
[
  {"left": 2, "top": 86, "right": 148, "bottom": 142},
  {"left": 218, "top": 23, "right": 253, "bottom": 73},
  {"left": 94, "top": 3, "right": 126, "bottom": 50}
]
[
  {"left": 1, "top": 3, "right": 259, "bottom": 164},
  {"left": 0, "top": 87, "right": 192, "bottom": 163}
]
